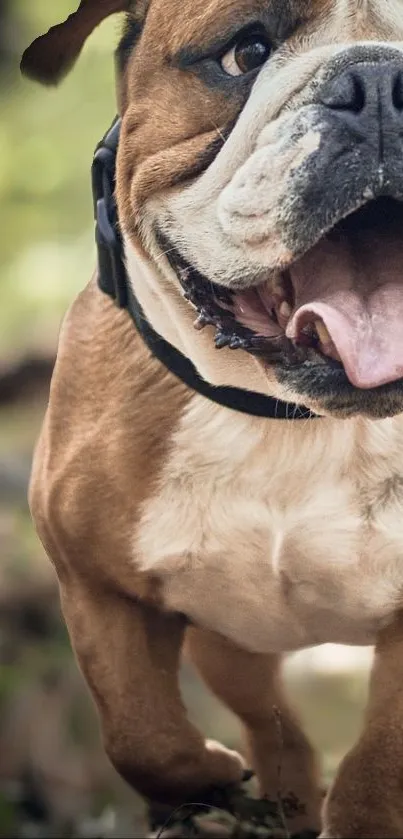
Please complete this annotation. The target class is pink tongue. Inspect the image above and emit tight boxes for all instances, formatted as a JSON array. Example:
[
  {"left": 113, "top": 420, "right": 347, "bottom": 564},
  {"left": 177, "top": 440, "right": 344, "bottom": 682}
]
[{"left": 287, "top": 230, "right": 403, "bottom": 389}]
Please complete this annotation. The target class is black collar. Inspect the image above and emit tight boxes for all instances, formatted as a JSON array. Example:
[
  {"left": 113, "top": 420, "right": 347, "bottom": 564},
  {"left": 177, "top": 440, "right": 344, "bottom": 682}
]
[{"left": 92, "top": 118, "right": 317, "bottom": 421}]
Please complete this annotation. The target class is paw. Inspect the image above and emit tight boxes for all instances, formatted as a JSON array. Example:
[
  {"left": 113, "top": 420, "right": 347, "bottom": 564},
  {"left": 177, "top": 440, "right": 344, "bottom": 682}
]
[
  {"left": 205, "top": 739, "right": 246, "bottom": 769},
  {"left": 202, "top": 738, "right": 247, "bottom": 788}
]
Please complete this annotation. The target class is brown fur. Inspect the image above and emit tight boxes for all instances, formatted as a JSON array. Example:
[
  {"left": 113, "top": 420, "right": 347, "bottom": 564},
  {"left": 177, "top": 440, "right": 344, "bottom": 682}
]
[{"left": 25, "top": 2, "right": 403, "bottom": 836}]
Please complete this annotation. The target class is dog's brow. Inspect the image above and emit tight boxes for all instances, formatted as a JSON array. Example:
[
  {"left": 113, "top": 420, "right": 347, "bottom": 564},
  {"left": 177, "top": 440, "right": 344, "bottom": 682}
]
[
  {"left": 166, "top": 0, "right": 314, "bottom": 66},
  {"left": 168, "top": 0, "right": 305, "bottom": 62},
  {"left": 171, "top": 14, "right": 266, "bottom": 66}
]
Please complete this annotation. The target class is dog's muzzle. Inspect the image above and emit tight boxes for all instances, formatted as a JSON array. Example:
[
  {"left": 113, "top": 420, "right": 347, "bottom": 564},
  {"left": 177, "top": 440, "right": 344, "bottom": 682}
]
[{"left": 168, "top": 49, "right": 403, "bottom": 409}]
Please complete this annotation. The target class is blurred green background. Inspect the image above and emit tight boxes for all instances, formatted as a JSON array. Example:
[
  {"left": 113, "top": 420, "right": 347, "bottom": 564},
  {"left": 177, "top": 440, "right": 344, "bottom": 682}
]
[{"left": 0, "top": 3, "right": 372, "bottom": 836}]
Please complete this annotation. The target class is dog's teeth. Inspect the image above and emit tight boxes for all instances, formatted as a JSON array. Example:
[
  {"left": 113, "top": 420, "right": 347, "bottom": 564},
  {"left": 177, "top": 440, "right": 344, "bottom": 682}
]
[
  {"left": 196, "top": 309, "right": 214, "bottom": 327},
  {"left": 314, "top": 320, "right": 342, "bottom": 361},
  {"left": 203, "top": 310, "right": 217, "bottom": 326},
  {"left": 194, "top": 314, "right": 207, "bottom": 330},
  {"left": 280, "top": 300, "right": 292, "bottom": 317},
  {"left": 315, "top": 319, "right": 331, "bottom": 346}
]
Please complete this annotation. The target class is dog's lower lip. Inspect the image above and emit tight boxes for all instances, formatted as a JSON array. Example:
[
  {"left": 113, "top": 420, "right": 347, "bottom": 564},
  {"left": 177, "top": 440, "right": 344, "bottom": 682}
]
[{"left": 178, "top": 196, "right": 403, "bottom": 387}]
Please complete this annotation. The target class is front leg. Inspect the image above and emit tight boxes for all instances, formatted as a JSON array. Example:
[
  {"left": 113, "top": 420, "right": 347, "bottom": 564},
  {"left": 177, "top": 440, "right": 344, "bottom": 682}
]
[
  {"left": 322, "top": 613, "right": 403, "bottom": 838},
  {"left": 59, "top": 574, "right": 245, "bottom": 803},
  {"left": 188, "top": 627, "right": 322, "bottom": 836}
]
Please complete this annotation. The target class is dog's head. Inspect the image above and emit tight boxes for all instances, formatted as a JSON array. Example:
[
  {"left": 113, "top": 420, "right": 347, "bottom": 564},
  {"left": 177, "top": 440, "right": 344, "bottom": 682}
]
[{"left": 23, "top": 1, "right": 403, "bottom": 419}]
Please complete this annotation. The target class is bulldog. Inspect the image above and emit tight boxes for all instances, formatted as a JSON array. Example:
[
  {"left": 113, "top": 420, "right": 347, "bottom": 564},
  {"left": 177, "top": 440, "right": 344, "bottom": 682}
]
[{"left": 21, "top": 1, "right": 403, "bottom": 836}]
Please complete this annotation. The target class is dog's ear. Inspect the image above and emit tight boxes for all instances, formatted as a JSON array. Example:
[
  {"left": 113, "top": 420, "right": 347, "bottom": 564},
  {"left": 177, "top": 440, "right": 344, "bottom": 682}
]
[{"left": 21, "top": 0, "right": 131, "bottom": 85}]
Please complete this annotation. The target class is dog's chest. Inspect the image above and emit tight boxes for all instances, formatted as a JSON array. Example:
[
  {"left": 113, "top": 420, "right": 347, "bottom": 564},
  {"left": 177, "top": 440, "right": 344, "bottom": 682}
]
[{"left": 136, "top": 398, "right": 403, "bottom": 652}]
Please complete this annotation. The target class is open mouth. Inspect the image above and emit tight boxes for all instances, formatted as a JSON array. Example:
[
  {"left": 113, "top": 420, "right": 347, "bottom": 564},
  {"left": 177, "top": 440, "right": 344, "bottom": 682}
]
[{"left": 173, "top": 197, "right": 403, "bottom": 391}]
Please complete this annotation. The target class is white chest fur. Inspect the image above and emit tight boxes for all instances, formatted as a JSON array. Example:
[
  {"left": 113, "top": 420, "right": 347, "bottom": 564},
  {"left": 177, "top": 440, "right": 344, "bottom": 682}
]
[{"left": 136, "top": 397, "right": 403, "bottom": 652}]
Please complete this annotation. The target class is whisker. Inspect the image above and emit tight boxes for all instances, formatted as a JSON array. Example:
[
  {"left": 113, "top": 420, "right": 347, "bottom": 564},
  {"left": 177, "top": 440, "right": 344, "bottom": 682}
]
[
  {"left": 210, "top": 122, "right": 226, "bottom": 143},
  {"left": 155, "top": 246, "right": 178, "bottom": 263}
]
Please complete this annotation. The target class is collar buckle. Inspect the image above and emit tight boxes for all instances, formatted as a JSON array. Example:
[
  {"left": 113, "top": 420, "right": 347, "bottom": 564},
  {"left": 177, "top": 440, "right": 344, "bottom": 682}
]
[{"left": 92, "top": 118, "right": 127, "bottom": 308}]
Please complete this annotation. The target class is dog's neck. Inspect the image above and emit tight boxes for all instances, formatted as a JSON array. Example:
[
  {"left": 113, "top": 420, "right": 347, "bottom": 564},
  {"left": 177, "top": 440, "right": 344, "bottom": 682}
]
[{"left": 123, "top": 235, "right": 273, "bottom": 395}]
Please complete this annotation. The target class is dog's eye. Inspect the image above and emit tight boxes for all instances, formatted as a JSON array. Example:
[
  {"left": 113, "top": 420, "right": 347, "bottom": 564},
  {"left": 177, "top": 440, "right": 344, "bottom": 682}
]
[{"left": 220, "top": 33, "right": 272, "bottom": 77}]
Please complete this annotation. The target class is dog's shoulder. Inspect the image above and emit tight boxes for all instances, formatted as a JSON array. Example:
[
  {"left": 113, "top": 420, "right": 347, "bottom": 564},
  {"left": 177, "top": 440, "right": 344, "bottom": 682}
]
[{"left": 29, "top": 277, "right": 191, "bottom": 594}]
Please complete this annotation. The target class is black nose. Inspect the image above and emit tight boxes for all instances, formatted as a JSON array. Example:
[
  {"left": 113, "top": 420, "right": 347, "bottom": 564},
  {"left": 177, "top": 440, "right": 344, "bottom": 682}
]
[{"left": 320, "top": 62, "right": 403, "bottom": 132}]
